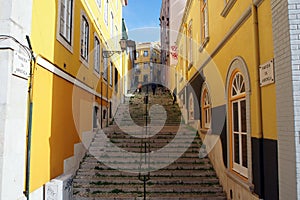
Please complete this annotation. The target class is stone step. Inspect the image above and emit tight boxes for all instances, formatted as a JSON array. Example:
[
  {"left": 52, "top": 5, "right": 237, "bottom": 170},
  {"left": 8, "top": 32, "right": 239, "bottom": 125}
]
[
  {"left": 73, "top": 176, "right": 220, "bottom": 185},
  {"left": 73, "top": 93, "right": 225, "bottom": 199},
  {"left": 76, "top": 169, "right": 217, "bottom": 178}
]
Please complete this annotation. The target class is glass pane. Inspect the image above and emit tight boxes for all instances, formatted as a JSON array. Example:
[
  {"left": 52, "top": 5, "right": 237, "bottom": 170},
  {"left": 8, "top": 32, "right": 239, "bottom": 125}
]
[
  {"left": 234, "top": 133, "right": 240, "bottom": 164},
  {"left": 242, "top": 134, "right": 248, "bottom": 167},
  {"left": 233, "top": 102, "right": 239, "bottom": 132},
  {"left": 241, "top": 100, "right": 247, "bottom": 132}
]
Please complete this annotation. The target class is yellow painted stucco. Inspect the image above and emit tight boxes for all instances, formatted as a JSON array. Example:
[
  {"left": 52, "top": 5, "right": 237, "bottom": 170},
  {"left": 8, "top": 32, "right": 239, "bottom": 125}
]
[
  {"left": 30, "top": 0, "right": 124, "bottom": 192},
  {"left": 176, "top": 0, "right": 276, "bottom": 140}
]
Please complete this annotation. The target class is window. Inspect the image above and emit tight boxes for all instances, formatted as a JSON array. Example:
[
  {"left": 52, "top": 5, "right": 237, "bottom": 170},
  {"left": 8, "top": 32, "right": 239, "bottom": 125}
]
[
  {"left": 80, "top": 15, "right": 89, "bottom": 62},
  {"left": 230, "top": 71, "right": 248, "bottom": 178},
  {"left": 201, "top": 86, "right": 211, "bottom": 129},
  {"left": 114, "top": 68, "right": 118, "bottom": 92},
  {"left": 109, "top": 62, "right": 113, "bottom": 86},
  {"left": 188, "top": 20, "right": 193, "bottom": 66},
  {"left": 144, "top": 50, "right": 149, "bottom": 57},
  {"left": 136, "top": 52, "right": 139, "bottom": 58},
  {"left": 94, "top": 36, "right": 100, "bottom": 74},
  {"left": 111, "top": 12, "right": 114, "bottom": 37},
  {"left": 144, "top": 63, "right": 149, "bottom": 69},
  {"left": 103, "top": 56, "right": 108, "bottom": 81},
  {"left": 200, "top": 0, "right": 209, "bottom": 44},
  {"left": 96, "top": 0, "right": 101, "bottom": 9},
  {"left": 104, "top": 0, "right": 108, "bottom": 25},
  {"left": 189, "top": 94, "right": 194, "bottom": 120},
  {"left": 59, "top": 0, "right": 73, "bottom": 43}
]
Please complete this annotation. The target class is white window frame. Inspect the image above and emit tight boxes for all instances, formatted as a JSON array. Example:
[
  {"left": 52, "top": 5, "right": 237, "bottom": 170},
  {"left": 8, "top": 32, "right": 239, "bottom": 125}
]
[
  {"left": 103, "top": 55, "right": 108, "bottom": 81},
  {"left": 94, "top": 34, "right": 101, "bottom": 76},
  {"left": 80, "top": 11, "right": 89, "bottom": 65},
  {"left": 57, "top": 0, "right": 74, "bottom": 53},
  {"left": 201, "top": 85, "right": 211, "bottom": 129},
  {"left": 111, "top": 12, "right": 114, "bottom": 38},
  {"left": 96, "top": 0, "right": 101, "bottom": 9},
  {"left": 230, "top": 72, "right": 248, "bottom": 178},
  {"left": 199, "top": 0, "right": 209, "bottom": 51},
  {"left": 188, "top": 20, "right": 193, "bottom": 64},
  {"left": 109, "top": 62, "right": 113, "bottom": 86},
  {"left": 104, "top": 0, "right": 108, "bottom": 26}
]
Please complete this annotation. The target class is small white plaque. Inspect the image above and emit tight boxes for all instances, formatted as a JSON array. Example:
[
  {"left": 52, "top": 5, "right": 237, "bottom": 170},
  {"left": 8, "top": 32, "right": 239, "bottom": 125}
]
[
  {"left": 259, "top": 59, "right": 275, "bottom": 87},
  {"left": 12, "top": 51, "right": 30, "bottom": 79}
]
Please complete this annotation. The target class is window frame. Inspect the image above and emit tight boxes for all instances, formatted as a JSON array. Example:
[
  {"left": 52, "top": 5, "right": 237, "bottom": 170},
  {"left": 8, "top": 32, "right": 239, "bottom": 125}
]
[
  {"left": 109, "top": 62, "right": 113, "bottom": 86},
  {"left": 229, "top": 71, "right": 248, "bottom": 178},
  {"left": 94, "top": 34, "right": 101, "bottom": 76},
  {"left": 201, "top": 86, "right": 211, "bottom": 130},
  {"left": 96, "top": 0, "right": 101, "bottom": 9},
  {"left": 199, "top": 0, "right": 209, "bottom": 52},
  {"left": 57, "top": 0, "right": 74, "bottom": 52},
  {"left": 143, "top": 50, "right": 149, "bottom": 57},
  {"left": 104, "top": 0, "right": 108, "bottom": 26},
  {"left": 103, "top": 53, "right": 108, "bottom": 81},
  {"left": 80, "top": 13, "right": 90, "bottom": 65}
]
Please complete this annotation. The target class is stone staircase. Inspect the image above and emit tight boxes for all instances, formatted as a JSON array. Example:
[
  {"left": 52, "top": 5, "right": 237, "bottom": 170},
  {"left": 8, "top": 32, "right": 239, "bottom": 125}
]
[{"left": 72, "top": 91, "right": 226, "bottom": 199}]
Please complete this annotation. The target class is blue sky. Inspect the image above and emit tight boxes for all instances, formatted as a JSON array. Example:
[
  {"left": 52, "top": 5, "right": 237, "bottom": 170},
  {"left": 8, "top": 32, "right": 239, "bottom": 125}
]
[{"left": 123, "top": 0, "right": 162, "bottom": 42}]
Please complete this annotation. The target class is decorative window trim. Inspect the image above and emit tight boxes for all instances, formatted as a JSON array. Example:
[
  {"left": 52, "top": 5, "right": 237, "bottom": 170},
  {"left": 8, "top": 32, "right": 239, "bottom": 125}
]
[
  {"left": 80, "top": 11, "right": 90, "bottom": 67},
  {"left": 225, "top": 57, "right": 252, "bottom": 183},
  {"left": 201, "top": 83, "right": 211, "bottom": 130},
  {"left": 56, "top": 0, "right": 74, "bottom": 53},
  {"left": 93, "top": 33, "right": 101, "bottom": 78},
  {"left": 221, "top": 0, "right": 237, "bottom": 17}
]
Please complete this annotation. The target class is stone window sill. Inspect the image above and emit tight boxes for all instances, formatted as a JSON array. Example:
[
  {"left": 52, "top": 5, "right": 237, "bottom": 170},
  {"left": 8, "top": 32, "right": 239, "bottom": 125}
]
[
  {"left": 226, "top": 169, "right": 254, "bottom": 192},
  {"left": 199, "top": 37, "right": 209, "bottom": 52},
  {"left": 221, "top": 0, "right": 237, "bottom": 17}
]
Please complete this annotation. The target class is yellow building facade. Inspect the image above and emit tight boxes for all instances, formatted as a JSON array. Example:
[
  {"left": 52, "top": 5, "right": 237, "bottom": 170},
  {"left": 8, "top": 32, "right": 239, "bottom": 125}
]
[
  {"left": 134, "top": 42, "right": 161, "bottom": 88},
  {"left": 29, "top": 0, "right": 127, "bottom": 195},
  {"left": 175, "top": 0, "right": 278, "bottom": 199}
]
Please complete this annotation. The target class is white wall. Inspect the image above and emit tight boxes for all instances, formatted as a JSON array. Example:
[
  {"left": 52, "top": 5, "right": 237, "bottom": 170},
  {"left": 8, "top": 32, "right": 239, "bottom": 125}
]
[{"left": 0, "top": 0, "right": 33, "bottom": 199}]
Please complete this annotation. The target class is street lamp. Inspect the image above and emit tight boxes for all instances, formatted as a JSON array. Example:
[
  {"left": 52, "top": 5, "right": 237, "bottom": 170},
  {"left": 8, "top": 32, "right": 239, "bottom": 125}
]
[{"left": 102, "top": 39, "right": 128, "bottom": 58}]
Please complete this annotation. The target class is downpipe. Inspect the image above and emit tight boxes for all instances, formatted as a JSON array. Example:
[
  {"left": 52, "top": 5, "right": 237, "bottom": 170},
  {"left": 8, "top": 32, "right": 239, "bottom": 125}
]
[
  {"left": 24, "top": 35, "right": 35, "bottom": 200},
  {"left": 252, "top": 4, "right": 265, "bottom": 198}
]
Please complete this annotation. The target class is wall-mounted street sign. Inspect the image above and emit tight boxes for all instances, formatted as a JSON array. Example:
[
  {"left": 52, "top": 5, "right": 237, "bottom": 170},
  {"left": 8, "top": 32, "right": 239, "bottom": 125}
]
[
  {"left": 12, "top": 51, "right": 30, "bottom": 80},
  {"left": 259, "top": 59, "right": 275, "bottom": 87}
]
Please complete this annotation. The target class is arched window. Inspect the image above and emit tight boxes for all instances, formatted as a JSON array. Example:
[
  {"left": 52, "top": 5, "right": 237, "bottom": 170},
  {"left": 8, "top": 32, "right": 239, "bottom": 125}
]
[
  {"left": 189, "top": 94, "right": 194, "bottom": 120},
  {"left": 229, "top": 71, "right": 247, "bottom": 178},
  {"left": 201, "top": 86, "right": 211, "bottom": 129}
]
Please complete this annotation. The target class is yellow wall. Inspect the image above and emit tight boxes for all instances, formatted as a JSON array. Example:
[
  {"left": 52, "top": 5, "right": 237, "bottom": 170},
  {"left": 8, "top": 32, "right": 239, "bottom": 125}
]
[
  {"left": 257, "top": 0, "right": 277, "bottom": 140},
  {"left": 176, "top": 0, "right": 277, "bottom": 140},
  {"left": 30, "top": 0, "right": 124, "bottom": 191}
]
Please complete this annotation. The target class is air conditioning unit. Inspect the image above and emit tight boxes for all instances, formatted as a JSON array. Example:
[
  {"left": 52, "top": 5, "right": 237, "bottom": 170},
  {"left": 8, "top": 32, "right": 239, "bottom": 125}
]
[{"left": 45, "top": 174, "right": 73, "bottom": 200}]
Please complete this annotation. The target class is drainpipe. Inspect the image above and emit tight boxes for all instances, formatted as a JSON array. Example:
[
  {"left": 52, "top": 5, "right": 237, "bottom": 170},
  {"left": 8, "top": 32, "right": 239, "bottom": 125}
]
[
  {"left": 252, "top": 3, "right": 265, "bottom": 197},
  {"left": 24, "top": 35, "right": 35, "bottom": 200}
]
